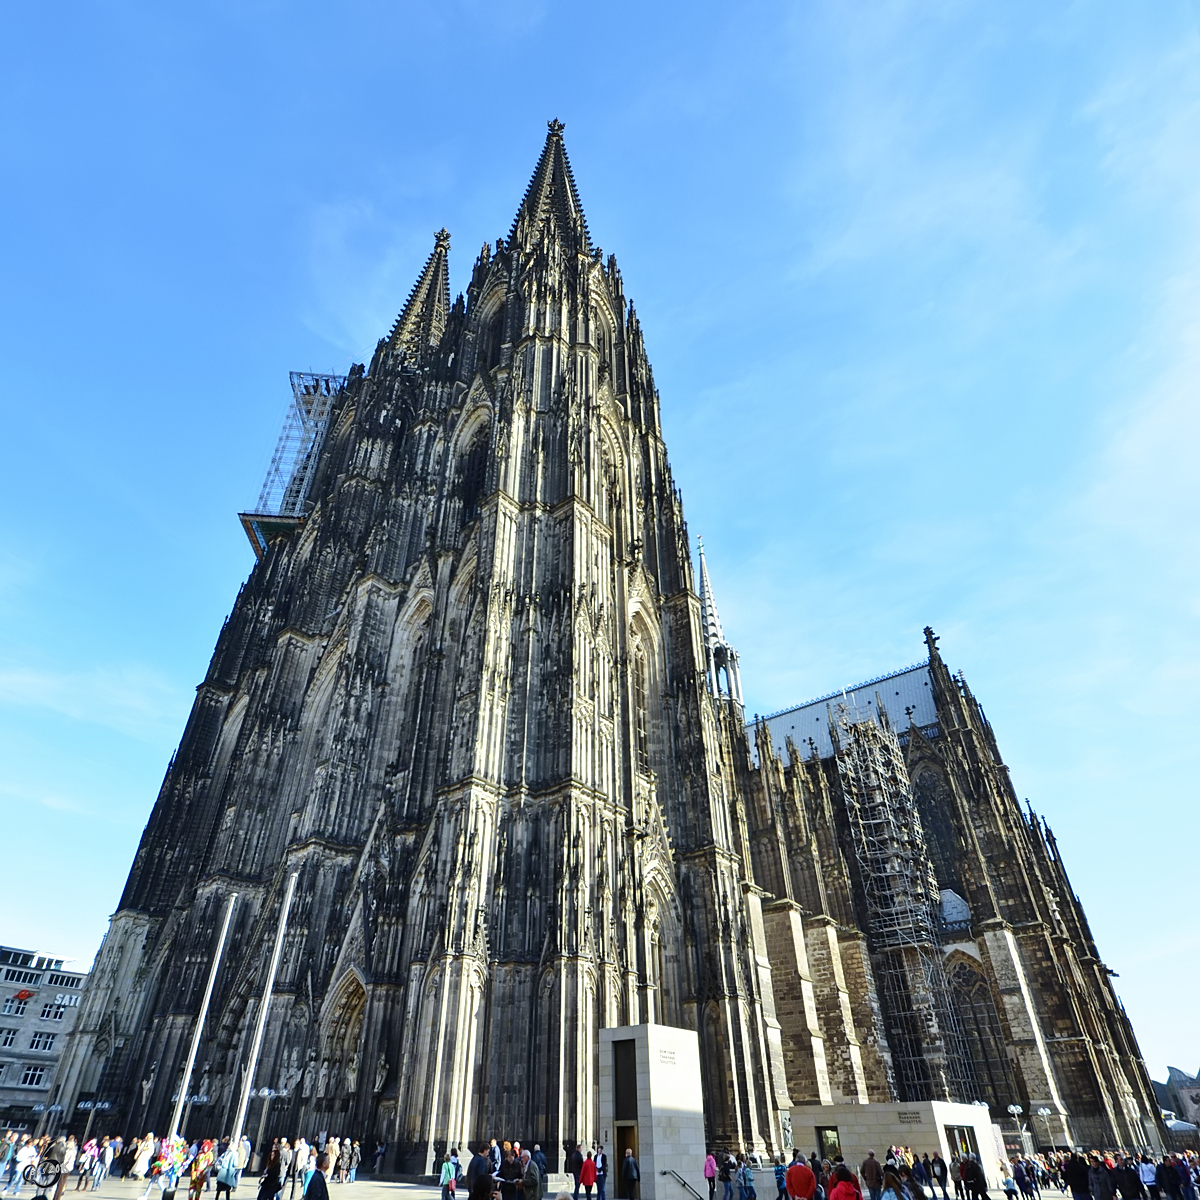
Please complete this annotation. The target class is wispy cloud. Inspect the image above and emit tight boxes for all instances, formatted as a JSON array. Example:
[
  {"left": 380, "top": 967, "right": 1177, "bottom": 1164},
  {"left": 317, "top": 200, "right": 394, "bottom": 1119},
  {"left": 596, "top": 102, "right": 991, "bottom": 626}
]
[
  {"left": 0, "top": 665, "right": 191, "bottom": 742},
  {"left": 0, "top": 780, "right": 139, "bottom": 826}
]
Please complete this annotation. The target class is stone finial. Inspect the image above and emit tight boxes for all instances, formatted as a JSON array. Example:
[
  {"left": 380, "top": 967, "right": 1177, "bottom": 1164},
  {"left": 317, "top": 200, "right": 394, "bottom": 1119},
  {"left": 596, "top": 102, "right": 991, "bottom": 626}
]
[
  {"left": 548, "top": 118, "right": 565, "bottom": 136},
  {"left": 435, "top": 227, "right": 451, "bottom": 247}
]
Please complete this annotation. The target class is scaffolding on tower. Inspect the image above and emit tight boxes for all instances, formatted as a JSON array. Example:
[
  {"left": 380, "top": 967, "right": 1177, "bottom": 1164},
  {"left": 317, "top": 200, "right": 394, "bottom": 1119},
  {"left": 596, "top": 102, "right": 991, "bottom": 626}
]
[
  {"left": 831, "top": 698, "right": 976, "bottom": 1104},
  {"left": 238, "top": 371, "right": 346, "bottom": 558}
]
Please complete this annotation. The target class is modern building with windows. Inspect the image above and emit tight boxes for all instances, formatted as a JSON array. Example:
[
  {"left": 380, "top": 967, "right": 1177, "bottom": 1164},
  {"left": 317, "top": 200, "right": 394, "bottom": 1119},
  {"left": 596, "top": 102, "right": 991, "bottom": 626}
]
[{"left": 0, "top": 946, "right": 87, "bottom": 1130}]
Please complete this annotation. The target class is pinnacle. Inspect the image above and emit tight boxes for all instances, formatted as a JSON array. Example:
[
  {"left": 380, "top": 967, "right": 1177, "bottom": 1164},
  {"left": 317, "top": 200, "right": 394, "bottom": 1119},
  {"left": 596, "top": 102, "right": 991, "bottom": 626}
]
[
  {"left": 508, "top": 119, "right": 591, "bottom": 255},
  {"left": 697, "top": 538, "right": 727, "bottom": 650},
  {"left": 388, "top": 229, "right": 452, "bottom": 357}
]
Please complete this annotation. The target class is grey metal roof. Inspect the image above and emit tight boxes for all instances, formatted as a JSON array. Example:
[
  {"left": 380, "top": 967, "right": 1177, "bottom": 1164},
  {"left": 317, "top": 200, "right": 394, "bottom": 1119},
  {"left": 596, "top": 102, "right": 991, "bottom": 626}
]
[{"left": 752, "top": 660, "right": 937, "bottom": 761}]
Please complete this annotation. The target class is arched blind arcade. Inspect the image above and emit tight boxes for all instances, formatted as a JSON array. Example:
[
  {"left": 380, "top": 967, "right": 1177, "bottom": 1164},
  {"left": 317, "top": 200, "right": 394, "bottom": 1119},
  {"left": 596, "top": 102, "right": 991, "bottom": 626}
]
[
  {"left": 459, "top": 431, "right": 489, "bottom": 523},
  {"left": 633, "top": 647, "right": 650, "bottom": 772},
  {"left": 947, "top": 959, "right": 1019, "bottom": 1111}
]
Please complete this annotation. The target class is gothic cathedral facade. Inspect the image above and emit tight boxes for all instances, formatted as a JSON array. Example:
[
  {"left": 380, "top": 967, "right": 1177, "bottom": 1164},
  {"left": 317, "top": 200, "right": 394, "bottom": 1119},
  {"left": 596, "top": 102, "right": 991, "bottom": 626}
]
[{"left": 54, "top": 124, "right": 1162, "bottom": 1164}]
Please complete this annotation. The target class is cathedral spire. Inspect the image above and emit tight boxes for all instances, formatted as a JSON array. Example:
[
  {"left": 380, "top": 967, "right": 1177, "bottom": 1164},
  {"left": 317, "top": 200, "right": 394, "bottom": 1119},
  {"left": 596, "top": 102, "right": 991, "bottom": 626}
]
[
  {"left": 508, "top": 119, "right": 591, "bottom": 256},
  {"left": 388, "top": 228, "right": 451, "bottom": 357},
  {"left": 698, "top": 536, "right": 727, "bottom": 650},
  {"left": 698, "top": 537, "right": 743, "bottom": 706}
]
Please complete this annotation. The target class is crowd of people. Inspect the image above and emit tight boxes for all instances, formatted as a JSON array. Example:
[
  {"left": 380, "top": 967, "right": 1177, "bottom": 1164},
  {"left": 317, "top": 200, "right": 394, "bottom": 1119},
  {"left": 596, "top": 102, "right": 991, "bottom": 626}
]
[
  {"left": 0, "top": 1131, "right": 377, "bottom": 1200},
  {"left": 4, "top": 1128, "right": 1200, "bottom": 1200},
  {"left": 692, "top": 1144, "right": 1200, "bottom": 1200}
]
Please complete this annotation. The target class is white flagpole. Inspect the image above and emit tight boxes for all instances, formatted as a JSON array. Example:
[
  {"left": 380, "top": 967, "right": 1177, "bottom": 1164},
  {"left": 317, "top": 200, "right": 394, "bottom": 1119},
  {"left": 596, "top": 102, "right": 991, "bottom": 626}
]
[
  {"left": 230, "top": 870, "right": 299, "bottom": 1147},
  {"left": 169, "top": 891, "right": 238, "bottom": 1141}
]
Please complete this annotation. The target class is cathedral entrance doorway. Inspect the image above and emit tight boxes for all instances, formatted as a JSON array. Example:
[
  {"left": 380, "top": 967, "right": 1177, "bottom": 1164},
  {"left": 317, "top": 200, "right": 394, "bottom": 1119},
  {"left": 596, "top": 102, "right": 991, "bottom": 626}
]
[{"left": 317, "top": 973, "right": 366, "bottom": 1113}]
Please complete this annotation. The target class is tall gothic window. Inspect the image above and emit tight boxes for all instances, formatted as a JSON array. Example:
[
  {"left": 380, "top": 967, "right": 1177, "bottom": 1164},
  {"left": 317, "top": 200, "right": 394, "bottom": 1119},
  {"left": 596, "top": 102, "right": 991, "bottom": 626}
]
[
  {"left": 633, "top": 646, "right": 649, "bottom": 771},
  {"left": 947, "top": 959, "right": 1019, "bottom": 1111},
  {"left": 459, "top": 431, "right": 488, "bottom": 523},
  {"left": 484, "top": 309, "right": 504, "bottom": 370}
]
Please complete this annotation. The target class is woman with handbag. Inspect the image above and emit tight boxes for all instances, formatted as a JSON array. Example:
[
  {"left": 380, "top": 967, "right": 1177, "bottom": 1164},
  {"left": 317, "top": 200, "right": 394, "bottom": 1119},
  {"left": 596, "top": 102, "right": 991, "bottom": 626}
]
[{"left": 256, "top": 1149, "right": 282, "bottom": 1200}]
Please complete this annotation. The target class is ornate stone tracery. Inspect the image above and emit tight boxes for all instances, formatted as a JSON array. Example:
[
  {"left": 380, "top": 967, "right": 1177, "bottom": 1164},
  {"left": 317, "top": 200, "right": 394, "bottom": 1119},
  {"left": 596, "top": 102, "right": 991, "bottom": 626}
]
[{"left": 54, "top": 122, "right": 1165, "bottom": 1167}]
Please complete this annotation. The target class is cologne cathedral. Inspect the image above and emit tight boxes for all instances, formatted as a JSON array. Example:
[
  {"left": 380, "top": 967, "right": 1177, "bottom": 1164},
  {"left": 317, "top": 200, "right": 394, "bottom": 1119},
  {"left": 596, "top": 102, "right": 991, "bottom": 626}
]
[{"left": 55, "top": 122, "right": 1162, "bottom": 1165}]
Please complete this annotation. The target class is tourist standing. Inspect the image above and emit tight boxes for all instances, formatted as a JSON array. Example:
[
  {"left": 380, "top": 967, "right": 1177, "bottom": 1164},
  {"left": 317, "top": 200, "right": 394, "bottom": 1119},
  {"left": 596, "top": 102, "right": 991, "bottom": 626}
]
[
  {"left": 622, "top": 1150, "right": 640, "bottom": 1200},
  {"left": 1062, "top": 1155, "right": 1090, "bottom": 1200},
  {"left": 468, "top": 1148, "right": 490, "bottom": 1187},
  {"left": 500, "top": 1150, "right": 523, "bottom": 1200},
  {"left": 307, "top": 1155, "right": 331, "bottom": 1200},
  {"left": 705, "top": 1154, "right": 718, "bottom": 1200},
  {"left": 961, "top": 1157, "right": 988, "bottom": 1200},
  {"left": 257, "top": 1148, "right": 283, "bottom": 1200},
  {"left": 62, "top": 1137, "right": 78, "bottom": 1183},
  {"left": 720, "top": 1156, "right": 735, "bottom": 1200},
  {"left": 2, "top": 1137, "right": 36, "bottom": 1198},
  {"left": 862, "top": 1155, "right": 884, "bottom": 1200},
  {"left": 215, "top": 1141, "right": 241, "bottom": 1200},
  {"left": 774, "top": 1157, "right": 787, "bottom": 1200},
  {"left": 190, "top": 1141, "right": 215, "bottom": 1200},
  {"left": 581, "top": 1155, "right": 597, "bottom": 1200},
  {"left": 570, "top": 1147, "right": 585, "bottom": 1200},
  {"left": 1114, "top": 1155, "right": 1145, "bottom": 1200},
  {"left": 1089, "top": 1155, "right": 1115, "bottom": 1200},
  {"left": 1139, "top": 1159, "right": 1159, "bottom": 1200},
  {"left": 786, "top": 1150, "right": 816, "bottom": 1200},
  {"left": 596, "top": 1147, "right": 607, "bottom": 1200},
  {"left": 829, "top": 1167, "right": 859, "bottom": 1200},
  {"left": 522, "top": 1152, "right": 542, "bottom": 1200},
  {"left": 737, "top": 1155, "right": 757, "bottom": 1200}
]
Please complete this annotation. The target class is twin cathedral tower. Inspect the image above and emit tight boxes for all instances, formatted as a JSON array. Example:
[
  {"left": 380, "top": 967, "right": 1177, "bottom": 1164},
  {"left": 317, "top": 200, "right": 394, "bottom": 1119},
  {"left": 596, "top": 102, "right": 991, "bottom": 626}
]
[{"left": 56, "top": 123, "right": 1161, "bottom": 1165}]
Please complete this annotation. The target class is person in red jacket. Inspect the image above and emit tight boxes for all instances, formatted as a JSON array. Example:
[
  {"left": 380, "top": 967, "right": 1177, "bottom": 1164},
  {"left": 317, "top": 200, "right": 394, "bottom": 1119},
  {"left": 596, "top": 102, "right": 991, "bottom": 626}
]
[
  {"left": 786, "top": 1152, "right": 817, "bottom": 1200},
  {"left": 581, "top": 1153, "right": 598, "bottom": 1199},
  {"left": 830, "top": 1166, "right": 862, "bottom": 1200}
]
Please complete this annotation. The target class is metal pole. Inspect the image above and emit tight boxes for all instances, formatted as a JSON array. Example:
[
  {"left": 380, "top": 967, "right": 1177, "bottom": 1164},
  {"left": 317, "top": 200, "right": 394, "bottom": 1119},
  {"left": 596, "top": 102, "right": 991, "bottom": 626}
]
[
  {"left": 170, "top": 892, "right": 238, "bottom": 1141},
  {"left": 230, "top": 871, "right": 299, "bottom": 1147}
]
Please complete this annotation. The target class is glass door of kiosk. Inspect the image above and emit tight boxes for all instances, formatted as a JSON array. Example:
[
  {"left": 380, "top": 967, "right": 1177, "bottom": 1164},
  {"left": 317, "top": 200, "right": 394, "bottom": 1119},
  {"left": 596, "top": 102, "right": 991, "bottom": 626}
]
[
  {"left": 816, "top": 1128, "right": 841, "bottom": 1162},
  {"left": 943, "top": 1126, "right": 980, "bottom": 1159}
]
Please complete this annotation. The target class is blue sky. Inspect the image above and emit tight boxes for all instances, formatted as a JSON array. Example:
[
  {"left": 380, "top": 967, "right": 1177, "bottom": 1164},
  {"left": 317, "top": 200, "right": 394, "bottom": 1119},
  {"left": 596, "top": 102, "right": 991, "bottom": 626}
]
[{"left": 2, "top": 2, "right": 1198, "bottom": 1079}]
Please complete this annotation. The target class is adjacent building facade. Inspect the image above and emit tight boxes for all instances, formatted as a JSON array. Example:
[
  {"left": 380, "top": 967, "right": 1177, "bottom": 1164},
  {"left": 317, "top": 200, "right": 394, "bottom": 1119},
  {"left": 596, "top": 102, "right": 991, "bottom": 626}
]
[
  {"left": 0, "top": 945, "right": 87, "bottom": 1131},
  {"left": 54, "top": 123, "right": 1163, "bottom": 1161}
]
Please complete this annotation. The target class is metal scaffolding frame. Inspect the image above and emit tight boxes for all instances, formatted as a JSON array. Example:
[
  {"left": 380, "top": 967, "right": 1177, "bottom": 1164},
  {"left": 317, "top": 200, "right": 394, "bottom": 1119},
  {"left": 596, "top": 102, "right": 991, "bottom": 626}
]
[
  {"left": 238, "top": 372, "right": 345, "bottom": 558},
  {"left": 832, "top": 700, "right": 977, "bottom": 1104},
  {"left": 256, "top": 372, "right": 344, "bottom": 517}
]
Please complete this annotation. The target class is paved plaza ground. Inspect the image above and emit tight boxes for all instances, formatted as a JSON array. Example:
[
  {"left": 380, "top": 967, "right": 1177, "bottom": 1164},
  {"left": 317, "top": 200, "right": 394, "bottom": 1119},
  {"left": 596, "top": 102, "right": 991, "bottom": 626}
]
[{"left": 21, "top": 1175, "right": 442, "bottom": 1200}]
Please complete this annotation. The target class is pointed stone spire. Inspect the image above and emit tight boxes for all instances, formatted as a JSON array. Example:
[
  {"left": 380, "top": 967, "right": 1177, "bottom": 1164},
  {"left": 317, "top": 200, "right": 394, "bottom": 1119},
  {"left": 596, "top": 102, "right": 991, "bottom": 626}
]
[
  {"left": 388, "top": 228, "right": 451, "bottom": 357},
  {"left": 924, "top": 625, "right": 942, "bottom": 663},
  {"left": 698, "top": 536, "right": 726, "bottom": 650},
  {"left": 697, "top": 537, "right": 743, "bottom": 706},
  {"left": 509, "top": 119, "right": 591, "bottom": 256}
]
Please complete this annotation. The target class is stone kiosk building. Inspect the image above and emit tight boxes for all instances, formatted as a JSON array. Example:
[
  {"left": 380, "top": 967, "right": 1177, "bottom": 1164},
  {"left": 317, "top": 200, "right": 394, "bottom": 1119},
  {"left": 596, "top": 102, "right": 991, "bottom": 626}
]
[{"left": 56, "top": 123, "right": 1162, "bottom": 1164}]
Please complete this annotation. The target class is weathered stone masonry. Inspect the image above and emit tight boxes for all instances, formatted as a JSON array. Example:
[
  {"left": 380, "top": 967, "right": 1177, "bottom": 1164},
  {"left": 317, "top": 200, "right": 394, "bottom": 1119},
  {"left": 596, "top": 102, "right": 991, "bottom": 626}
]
[{"left": 54, "top": 124, "right": 1163, "bottom": 1161}]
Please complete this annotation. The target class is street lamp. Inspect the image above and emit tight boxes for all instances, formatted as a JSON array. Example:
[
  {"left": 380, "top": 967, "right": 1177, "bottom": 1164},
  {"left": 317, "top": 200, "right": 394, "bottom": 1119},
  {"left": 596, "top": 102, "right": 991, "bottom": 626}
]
[
  {"left": 76, "top": 1100, "right": 112, "bottom": 1145},
  {"left": 1035, "top": 1108, "right": 1052, "bottom": 1149}
]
